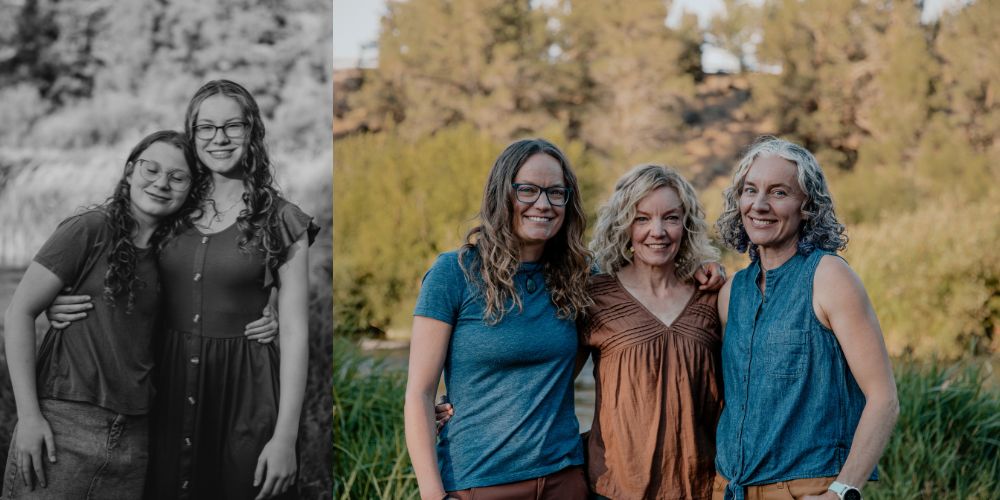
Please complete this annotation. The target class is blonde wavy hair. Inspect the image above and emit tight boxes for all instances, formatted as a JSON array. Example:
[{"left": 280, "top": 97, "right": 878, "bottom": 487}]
[
  {"left": 716, "top": 136, "right": 847, "bottom": 258},
  {"left": 459, "top": 138, "right": 592, "bottom": 324},
  {"left": 590, "top": 164, "right": 719, "bottom": 281}
]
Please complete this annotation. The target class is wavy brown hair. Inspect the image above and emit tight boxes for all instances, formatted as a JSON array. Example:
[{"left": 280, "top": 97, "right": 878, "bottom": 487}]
[
  {"left": 100, "top": 130, "right": 208, "bottom": 310},
  {"left": 185, "top": 79, "right": 285, "bottom": 275},
  {"left": 590, "top": 164, "right": 719, "bottom": 281},
  {"left": 459, "top": 138, "right": 592, "bottom": 324}
]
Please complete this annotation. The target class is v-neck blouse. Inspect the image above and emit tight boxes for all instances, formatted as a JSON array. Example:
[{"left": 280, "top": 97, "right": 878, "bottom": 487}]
[{"left": 579, "top": 273, "right": 723, "bottom": 499}]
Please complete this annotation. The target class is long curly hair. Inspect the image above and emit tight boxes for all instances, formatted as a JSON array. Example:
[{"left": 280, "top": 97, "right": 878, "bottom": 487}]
[
  {"left": 716, "top": 135, "right": 847, "bottom": 259},
  {"left": 591, "top": 164, "right": 719, "bottom": 281},
  {"left": 460, "top": 138, "right": 592, "bottom": 324},
  {"left": 101, "top": 130, "right": 208, "bottom": 310},
  {"left": 184, "top": 79, "right": 284, "bottom": 274}
]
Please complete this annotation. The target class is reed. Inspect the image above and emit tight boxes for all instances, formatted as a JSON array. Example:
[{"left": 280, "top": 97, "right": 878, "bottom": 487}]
[{"left": 333, "top": 336, "right": 418, "bottom": 499}]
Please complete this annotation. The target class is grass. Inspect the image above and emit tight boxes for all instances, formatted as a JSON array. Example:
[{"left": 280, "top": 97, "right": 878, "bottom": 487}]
[
  {"left": 868, "top": 359, "right": 1000, "bottom": 499},
  {"left": 332, "top": 336, "right": 417, "bottom": 499},
  {"left": 333, "top": 344, "right": 1000, "bottom": 499}
]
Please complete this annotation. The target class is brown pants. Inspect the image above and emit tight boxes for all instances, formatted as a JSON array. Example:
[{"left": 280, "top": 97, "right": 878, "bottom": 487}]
[
  {"left": 448, "top": 466, "right": 588, "bottom": 500},
  {"left": 711, "top": 474, "right": 837, "bottom": 500}
]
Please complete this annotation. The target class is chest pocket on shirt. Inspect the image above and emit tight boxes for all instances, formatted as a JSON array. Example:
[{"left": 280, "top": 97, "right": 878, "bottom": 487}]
[{"left": 765, "top": 328, "right": 809, "bottom": 378}]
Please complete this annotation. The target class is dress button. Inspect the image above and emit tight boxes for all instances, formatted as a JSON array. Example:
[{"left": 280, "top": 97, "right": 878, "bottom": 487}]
[
  {"left": 193, "top": 314, "right": 200, "bottom": 323},
  {"left": 190, "top": 356, "right": 200, "bottom": 365},
  {"left": 193, "top": 273, "right": 202, "bottom": 282},
  {"left": 201, "top": 236, "right": 208, "bottom": 244},
  {"left": 187, "top": 396, "right": 196, "bottom": 405}
]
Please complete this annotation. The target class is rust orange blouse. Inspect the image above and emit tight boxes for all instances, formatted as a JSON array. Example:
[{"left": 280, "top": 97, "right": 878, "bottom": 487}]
[{"left": 580, "top": 274, "right": 723, "bottom": 500}]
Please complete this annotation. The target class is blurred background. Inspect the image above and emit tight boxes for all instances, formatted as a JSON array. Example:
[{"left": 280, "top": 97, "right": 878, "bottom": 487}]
[
  {"left": 0, "top": 0, "right": 332, "bottom": 497},
  {"left": 334, "top": 0, "right": 999, "bottom": 498}
]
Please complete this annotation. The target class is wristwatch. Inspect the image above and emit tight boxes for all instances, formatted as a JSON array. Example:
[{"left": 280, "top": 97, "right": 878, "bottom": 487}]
[{"left": 828, "top": 481, "right": 862, "bottom": 500}]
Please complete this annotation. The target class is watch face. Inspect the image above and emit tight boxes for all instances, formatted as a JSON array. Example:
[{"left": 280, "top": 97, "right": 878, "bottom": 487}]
[{"left": 844, "top": 489, "right": 862, "bottom": 500}]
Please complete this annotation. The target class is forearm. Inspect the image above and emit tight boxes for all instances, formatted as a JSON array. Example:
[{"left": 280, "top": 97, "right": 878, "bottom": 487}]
[
  {"left": 273, "top": 327, "right": 308, "bottom": 443},
  {"left": 836, "top": 393, "right": 899, "bottom": 488},
  {"left": 404, "top": 390, "right": 447, "bottom": 499},
  {"left": 4, "top": 310, "right": 43, "bottom": 419}
]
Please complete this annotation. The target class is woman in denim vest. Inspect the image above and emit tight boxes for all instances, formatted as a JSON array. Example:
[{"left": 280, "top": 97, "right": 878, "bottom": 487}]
[{"left": 712, "top": 136, "right": 899, "bottom": 500}]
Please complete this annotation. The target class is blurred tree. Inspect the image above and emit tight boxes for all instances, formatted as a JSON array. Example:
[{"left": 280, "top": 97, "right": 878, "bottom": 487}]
[
  {"left": 753, "top": 0, "right": 877, "bottom": 170},
  {"left": 707, "top": 0, "right": 760, "bottom": 73},
  {"left": 362, "top": 0, "right": 555, "bottom": 140},
  {"left": 934, "top": 0, "right": 1000, "bottom": 157},
  {"left": 555, "top": 0, "right": 694, "bottom": 161},
  {"left": 674, "top": 11, "right": 705, "bottom": 82}
]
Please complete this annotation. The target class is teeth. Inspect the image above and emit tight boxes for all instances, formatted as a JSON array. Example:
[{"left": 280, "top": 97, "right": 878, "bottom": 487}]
[
  {"left": 527, "top": 216, "right": 550, "bottom": 222},
  {"left": 750, "top": 217, "right": 775, "bottom": 226},
  {"left": 647, "top": 244, "right": 668, "bottom": 248},
  {"left": 209, "top": 151, "right": 232, "bottom": 159}
]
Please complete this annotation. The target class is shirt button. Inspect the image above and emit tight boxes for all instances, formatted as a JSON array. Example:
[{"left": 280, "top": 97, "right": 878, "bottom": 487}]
[
  {"left": 190, "top": 356, "right": 200, "bottom": 365},
  {"left": 193, "top": 273, "right": 202, "bottom": 282},
  {"left": 201, "top": 236, "right": 208, "bottom": 244},
  {"left": 187, "top": 396, "right": 196, "bottom": 405},
  {"left": 181, "top": 480, "right": 190, "bottom": 490},
  {"left": 184, "top": 437, "right": 192, "bottom": 447},
  {"left": 193, "top": 314, "right": 200, "bottom": 323}
]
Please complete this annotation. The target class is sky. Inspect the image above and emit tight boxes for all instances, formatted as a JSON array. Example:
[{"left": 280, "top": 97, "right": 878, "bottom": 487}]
[{"left": 332, "top": 0, "right": 969, "bottom": 72}]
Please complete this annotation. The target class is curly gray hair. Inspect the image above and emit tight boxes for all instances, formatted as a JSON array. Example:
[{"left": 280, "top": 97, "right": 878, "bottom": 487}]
[
  {"left": 716, "top": 136, "right": 847, "bottom": 257},
  {"left": 591, "top": 163, "right": 719, "bottom": 281}
]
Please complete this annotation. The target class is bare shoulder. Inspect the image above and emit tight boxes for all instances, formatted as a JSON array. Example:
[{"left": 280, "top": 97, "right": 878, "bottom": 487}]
[
  {"left": 815, "top": 254, "right": 864, "bottom": 293},
  {"left": 813, "top": 254, "right": 873, "bottom": 329}
]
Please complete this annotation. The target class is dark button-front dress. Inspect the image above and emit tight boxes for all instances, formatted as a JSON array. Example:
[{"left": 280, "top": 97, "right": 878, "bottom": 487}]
[{"left": 146, "top": 198, "right": 318, "bottom": 500}]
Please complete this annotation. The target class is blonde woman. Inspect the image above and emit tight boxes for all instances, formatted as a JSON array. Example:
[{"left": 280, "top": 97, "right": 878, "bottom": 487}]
[{"left": 582, "top": 164, "right": 724, "bottom": 499}]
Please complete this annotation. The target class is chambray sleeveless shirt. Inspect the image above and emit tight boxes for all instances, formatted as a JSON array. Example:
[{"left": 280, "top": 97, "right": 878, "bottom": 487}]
[{"left": 715, "top": 250, "right": 875, "bottom": 500}]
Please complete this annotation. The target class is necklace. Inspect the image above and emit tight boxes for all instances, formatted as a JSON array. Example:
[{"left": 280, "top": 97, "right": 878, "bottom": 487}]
[{"left": 211, "top": 197, "right": 244, "bottom": 222}]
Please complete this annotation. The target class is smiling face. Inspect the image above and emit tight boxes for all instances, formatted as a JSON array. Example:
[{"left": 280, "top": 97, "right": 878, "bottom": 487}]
[
  {"left": 510, "top": 153, "right": 566, "bottom": 261},
  {"left": 629, "top": 186, "right": 685, "bottom": 270},
  {"left": 128, "top": 141, "right": 192, "bottom": 221},
  {"left": 193, "top": 94, "right": 247, "bottom": 176},
  {"left": 739, "top": 154, "right": 806, "bottom": 253}
]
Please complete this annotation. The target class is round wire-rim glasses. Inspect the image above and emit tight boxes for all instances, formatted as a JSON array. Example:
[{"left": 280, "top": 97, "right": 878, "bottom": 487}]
[{"left": 133, "top": 159, "right": 192, "bottom": 191}]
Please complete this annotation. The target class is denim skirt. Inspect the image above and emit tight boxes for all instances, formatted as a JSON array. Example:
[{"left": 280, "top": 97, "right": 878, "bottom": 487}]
[{"left": 3, "top": 398, "right": 148, "bottom": 499}]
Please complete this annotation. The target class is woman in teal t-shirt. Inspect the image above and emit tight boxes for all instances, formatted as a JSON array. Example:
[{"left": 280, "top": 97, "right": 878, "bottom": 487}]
[{"left": 405, "top": 138, "right": 593, "bottom": 499}]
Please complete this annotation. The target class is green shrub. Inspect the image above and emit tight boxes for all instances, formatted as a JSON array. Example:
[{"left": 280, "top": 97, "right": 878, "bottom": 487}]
[{"left": 332, "top": 337, "right": 417, "bottom": 499}]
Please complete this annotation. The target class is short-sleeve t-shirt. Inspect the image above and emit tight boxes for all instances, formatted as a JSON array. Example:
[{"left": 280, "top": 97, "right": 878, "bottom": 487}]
[
  {"left": 33, "top": 210, "right": 159, "bottom": 415},
  {"left": 413, "top": 250, "right": 583, "bottom": 491}
]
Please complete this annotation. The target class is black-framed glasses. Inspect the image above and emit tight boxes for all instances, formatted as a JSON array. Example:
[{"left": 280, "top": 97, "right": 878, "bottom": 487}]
[
  {"left": 133, "top": 159, "right": 192, "bottom": 191},
  {"left": 193, "top": 121, "right": 248, "bottom": 141},
  {"left": 512, "top": 183, "right": 571, "bottom": 207}
]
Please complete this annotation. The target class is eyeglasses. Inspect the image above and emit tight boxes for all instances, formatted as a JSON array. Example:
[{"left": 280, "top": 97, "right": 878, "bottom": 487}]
[
  {"left": 133, "top": 159, "right": 192, "bottom": 191},
  {"left": 193, "top": 121, "right": 248, "bottom": 141},
  {"left": 512, "top": 183, "right": 571, "bottom": 207}
]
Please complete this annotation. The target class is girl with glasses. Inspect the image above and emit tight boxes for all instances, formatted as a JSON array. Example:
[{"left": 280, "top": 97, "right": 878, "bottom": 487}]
[{"left": 3, "top": 131, "right": 204, "bottom": 498}]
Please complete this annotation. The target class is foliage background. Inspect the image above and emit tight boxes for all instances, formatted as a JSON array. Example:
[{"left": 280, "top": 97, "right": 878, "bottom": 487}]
[
  {"left": 334, "top": 0, "right": 999, "bottom": 498},
  {"left": 0, "top": 0, "right": 333, "bottom": 497}
]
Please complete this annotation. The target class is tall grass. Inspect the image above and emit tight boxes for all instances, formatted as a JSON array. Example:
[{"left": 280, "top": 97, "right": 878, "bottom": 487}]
[
  {"left": 869, "top": 359, "right": 1000, "bottom": 499},
  {"left": 333, "top": 346, "right": 1000, "bottom": 499},
  {"left": 333, "top": 336, "right": 417, "bottom": 499}
]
